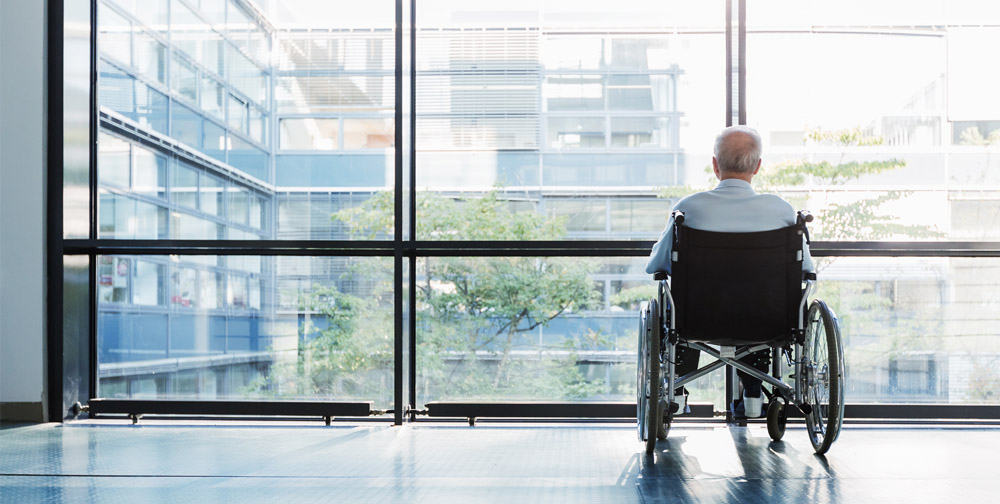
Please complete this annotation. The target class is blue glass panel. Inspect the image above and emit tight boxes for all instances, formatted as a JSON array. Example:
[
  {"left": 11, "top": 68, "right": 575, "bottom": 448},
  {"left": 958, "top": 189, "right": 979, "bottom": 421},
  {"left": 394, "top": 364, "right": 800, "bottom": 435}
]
[
  {"left": 99, "top": 312, "right": 169, "bottom": 363},
  {"left": 228, "top": 135, "right": 269, "bottom": 181},
  {"left": 202, "top": 121, "right": 226, "bottom": 165},
  {"left": 209, "top": 316, "right": 228, "bottom": 352},
  {"left": 98, "top": 61, "right": 135, "bottom": 117},
  {"left": 135, "top": 85, "right": 168, "bottom": 134},
  {"left": 168, "top": 314, "right": 196, "bottom": 353},
  {"left": 276, "top": 154, "right": 388, "bottom": 187},
  {"left": 170, "top": 102, "right": 203, "bottom": 151}
]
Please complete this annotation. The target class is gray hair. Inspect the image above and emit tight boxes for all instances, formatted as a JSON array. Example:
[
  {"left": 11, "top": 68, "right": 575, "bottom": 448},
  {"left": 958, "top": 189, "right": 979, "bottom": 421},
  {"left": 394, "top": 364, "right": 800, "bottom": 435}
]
[{"left": 713, "top": 126, "right": 762, "bottom": 174}]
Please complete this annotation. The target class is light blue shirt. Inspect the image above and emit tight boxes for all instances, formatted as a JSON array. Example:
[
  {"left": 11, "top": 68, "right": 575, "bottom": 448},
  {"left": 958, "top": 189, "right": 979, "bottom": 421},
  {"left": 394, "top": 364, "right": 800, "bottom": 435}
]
[{"left": 645, "top": 179, "right": 815, "bottom": 274}]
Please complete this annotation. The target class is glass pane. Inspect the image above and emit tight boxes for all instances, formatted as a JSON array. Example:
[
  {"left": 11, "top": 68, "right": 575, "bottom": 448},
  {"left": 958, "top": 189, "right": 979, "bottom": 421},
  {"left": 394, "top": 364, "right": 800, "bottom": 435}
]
[
  {"left": 545, "top": 75, "right": 603, "bottom": 112},
  {"left": 172, "top": 54, "right": 198, "bottom": 102},
  {"left": 611, "top": 117, "right": 671, "bottom": 149},
  {"left": 547, "top": 117, "right": 605, "bottom": 149},
  {"left": 173, "top": 163, "right": 199, "bottom": 209},
  {"left": 814, "top": 256, "right": 1000, "bottom": 405},
  {"left": 228, "top": 135, "right": 268, "bottom": 181},
  {"left": 171, "top": 0, "right": 224, "bottom": 75},
  {"left": 96, "top": 0, "right": 394, "bottom": 241},
  {"left": 229, "top": 187, "right": 249, "bottom": 225},
  {"left": 98, "top": 134, "right": 131, "bottom": 187},
  {"left": 747, "top": 0, "right": 1000, "bottom": 241},
  {"left": 609, "top": 199, "right": 671, "bottom": 235},
  {"left": 96, "top": 255, "right": 394, "bottom": 407},
  {"left": 64, "top": 256, "right": 91, "bottom": 412},
  {"left": 65, "top": 0, "right": 92, "bottom": 238},
  {"left": 202, "top": 121, "right": 227, "bottom": 161},
  {"left": 200, "top": 174, "right": 223, "bottom": 216},
  {"left": 108, "top": 0, "right": 168, "bottom": 31},
  {"left": 416, "top": 256, "right": 642, "bottom": 403},
  {"left": 171, "top": 102, "right": 203, "bottom": 149},
  {"left": 200, "top": 75, "right": 225, "bottom": 120},
  {"left": 270, "top": 2, "right": 396, "bottom": 237},
  {"left": 134, "top": 30, "right": 167, "bottom": 84},
  {"left": 98, "top": 2, "right": 131, "bottom": 65},
  {"left": 417, "top": 0, "right": 724, "bottom": 239},
  {"left": 98, "top": 193, "right": 168, "bottom": 238},
  {"left": 228, "top": 94, "right": 247, "bottom": 132},
  {"left": 249, "top": 106, "right": 265, "bottom": 145},
  {"left": 228, "top": 45, "right": 268, "bottom": 105},
  {"left": 133, "top": 145, "right": 167, "bottom": 198},
  {"left": 343, "top": 118, "right": 393, "bottom": 149},
  {"left": 135, "top": 84, "right": 168, "bottom": 133},
  {"left": 280, "top": 118, "right": 338, "bottom": 150}
]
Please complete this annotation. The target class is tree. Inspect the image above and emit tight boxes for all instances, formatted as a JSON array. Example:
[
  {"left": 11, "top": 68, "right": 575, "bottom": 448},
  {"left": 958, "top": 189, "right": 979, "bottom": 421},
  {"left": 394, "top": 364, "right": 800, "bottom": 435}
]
[{"left": 249, "top": 189, "right": 605, "bottom": 404}]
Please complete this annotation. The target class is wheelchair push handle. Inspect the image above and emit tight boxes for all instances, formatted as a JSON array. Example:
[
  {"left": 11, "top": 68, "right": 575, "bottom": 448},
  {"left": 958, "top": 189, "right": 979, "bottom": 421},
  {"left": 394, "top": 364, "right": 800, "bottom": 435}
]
[
  {"left": 671, "top": 210, "right": 685, "bottom": 226},
  {"left": 796, "top": 210, "right": 813, "bottom": 244}
]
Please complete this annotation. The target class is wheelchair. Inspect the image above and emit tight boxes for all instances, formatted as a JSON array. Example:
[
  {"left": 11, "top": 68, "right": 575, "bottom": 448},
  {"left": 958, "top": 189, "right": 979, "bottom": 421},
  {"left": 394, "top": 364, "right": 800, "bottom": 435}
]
[{"left": 637, "top": 210, "right": 845, "bottom": 455}]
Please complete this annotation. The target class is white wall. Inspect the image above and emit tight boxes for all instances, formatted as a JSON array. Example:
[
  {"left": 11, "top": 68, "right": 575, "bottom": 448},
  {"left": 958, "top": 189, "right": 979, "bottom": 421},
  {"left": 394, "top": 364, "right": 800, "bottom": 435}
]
[{"left": 0, "top": 0, "right": 47, "bottom": 416}]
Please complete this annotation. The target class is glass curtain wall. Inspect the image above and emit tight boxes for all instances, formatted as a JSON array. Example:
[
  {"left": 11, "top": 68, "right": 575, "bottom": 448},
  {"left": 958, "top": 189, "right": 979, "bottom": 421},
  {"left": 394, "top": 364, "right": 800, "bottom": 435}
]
[
  {"left": 69, "top": 0, "right": 1000, "bottom": 415},
  {"left": 92, "top": 0, "right": 396, "bottom": 407},
  {"left": 411, "top": 0, "right": 726, "bottom": 404},
  {"left": 747, "top": 0, "right": 1000, "bottom": 405}
]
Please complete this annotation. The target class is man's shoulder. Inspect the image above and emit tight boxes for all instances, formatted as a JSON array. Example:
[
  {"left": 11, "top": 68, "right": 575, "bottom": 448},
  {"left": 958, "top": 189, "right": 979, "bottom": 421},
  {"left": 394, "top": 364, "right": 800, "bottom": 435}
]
[
  {"left": 673, "top": 190, "right": 716, "bottom": 209},
  {"left": 755, "top": 192, "right": 796, "bottom": 209}
]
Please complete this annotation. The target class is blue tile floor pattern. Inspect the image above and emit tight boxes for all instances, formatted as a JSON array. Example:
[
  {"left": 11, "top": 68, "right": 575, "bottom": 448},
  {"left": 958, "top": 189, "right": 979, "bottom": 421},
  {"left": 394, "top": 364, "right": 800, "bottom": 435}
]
[{"left": 0, "top": 421, "right": 997, "bottom": 503}]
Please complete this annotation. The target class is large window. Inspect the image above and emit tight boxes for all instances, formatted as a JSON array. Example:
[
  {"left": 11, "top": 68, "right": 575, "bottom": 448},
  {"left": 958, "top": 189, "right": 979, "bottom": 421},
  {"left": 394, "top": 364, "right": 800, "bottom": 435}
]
[
  {"left": 415, "top": 1, "right": 724, "bottom": 240},
  {"left": 53, "top": 0, "right": 1000, "bottom": 423}
]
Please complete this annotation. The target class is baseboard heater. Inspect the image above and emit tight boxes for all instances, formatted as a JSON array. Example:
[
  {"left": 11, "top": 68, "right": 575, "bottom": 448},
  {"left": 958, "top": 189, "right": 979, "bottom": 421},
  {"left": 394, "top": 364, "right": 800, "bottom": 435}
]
[
  {"left": 85, "top": 399, "right": 378, "bottom": 425},
  {"left": 423, "top": 401, "right": 714, "bottom": 425}
]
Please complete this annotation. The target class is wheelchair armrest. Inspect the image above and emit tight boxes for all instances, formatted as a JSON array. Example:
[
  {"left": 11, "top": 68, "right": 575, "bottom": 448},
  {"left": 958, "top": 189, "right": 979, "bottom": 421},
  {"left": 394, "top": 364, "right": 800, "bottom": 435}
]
[
  {"left": 653, "top": 271, "right": 668, "bottom": 281},
  {"left": 803, "top": 272, "right": 817, "bottom": 281}
]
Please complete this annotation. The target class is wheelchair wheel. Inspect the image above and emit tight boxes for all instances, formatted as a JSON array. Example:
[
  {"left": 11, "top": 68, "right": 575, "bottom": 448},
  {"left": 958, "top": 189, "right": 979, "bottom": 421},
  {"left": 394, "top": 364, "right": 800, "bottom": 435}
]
[
  {"left": 636, "top": 299, "right": 661, "bottom": 454},
  {"left": 656, "top": 299, "right": 672, "bottom": 441},
  {"left": 802, "top": 300, "right": 845, "bottom": 455},
  {"left": 766, "top": 399, "right": 786, "bottom": 442},
  {"left": 636, "top": 304, "right": 649, "bottom": 443}
]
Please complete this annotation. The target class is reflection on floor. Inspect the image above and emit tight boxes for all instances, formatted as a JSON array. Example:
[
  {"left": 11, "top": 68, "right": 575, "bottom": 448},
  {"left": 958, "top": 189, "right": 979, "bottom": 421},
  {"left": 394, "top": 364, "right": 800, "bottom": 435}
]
[{"left": 0, "top": 421, "right": 996, "bottom": 503}]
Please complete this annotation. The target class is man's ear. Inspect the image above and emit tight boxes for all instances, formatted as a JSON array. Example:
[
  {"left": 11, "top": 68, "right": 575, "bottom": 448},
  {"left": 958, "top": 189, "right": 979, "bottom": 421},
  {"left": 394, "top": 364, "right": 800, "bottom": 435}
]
[
  {"left": 752, "top": 159, "right": 761, "bottom": 175},
  {"left": 712, "top": 157, "right": 721, "bottom": 179}
]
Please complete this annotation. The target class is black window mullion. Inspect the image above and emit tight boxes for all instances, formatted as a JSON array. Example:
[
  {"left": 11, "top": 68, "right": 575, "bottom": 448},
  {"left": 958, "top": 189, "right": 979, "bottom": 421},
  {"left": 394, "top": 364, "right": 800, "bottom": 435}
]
[
  {"left": 393, "top": 0, "right": 406, "bottom": 426},
  {"left": 48, "top": 0, "right": 67, "bottom": 422}
]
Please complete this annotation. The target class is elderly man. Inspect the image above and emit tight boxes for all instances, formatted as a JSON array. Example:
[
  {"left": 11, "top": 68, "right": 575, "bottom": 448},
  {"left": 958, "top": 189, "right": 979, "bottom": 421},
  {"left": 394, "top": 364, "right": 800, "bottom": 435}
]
[{"left": 645, "top": 125, "right": 814, "bottom": 418}]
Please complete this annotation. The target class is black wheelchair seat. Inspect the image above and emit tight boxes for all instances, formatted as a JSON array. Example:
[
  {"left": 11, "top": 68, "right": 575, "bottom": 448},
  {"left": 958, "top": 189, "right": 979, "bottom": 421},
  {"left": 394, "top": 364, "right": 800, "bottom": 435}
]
[{"left": 668, "top": 224, "right": 806, "bottom": 346}]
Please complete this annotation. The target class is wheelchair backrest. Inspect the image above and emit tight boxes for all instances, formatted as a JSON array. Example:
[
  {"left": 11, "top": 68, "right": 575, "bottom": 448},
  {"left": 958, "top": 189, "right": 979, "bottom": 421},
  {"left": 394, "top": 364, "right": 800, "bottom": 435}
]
[{"left": 670, "top": 224, "right": 804, "bottom": 346}]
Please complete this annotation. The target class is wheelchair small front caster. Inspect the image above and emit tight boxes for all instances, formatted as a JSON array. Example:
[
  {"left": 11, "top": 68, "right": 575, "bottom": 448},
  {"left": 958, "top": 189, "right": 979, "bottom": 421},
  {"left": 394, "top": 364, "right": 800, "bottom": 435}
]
[{"left": 766, "top": 400, "right": 786, "bottom": 442}]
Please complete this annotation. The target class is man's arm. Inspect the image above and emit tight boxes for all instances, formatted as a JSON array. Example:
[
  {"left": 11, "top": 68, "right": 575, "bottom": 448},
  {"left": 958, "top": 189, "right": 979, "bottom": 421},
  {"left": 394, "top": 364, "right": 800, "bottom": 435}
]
[{"left": 645, "top": 214, "right": 675, "bottom": 274}]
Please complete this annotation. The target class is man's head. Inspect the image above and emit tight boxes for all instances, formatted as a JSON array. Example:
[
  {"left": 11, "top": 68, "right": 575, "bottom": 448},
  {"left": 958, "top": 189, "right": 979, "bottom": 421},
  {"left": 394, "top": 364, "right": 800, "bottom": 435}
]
[{"left": 712, "top": 126, "right": 762, "bottom": 182}]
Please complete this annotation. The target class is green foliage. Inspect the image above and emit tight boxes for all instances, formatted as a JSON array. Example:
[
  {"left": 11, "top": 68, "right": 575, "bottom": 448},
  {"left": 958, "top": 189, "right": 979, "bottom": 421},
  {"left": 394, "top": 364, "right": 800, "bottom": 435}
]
[
  {"left": 610, "top": 285, "right": 658, "bottom": 311},
  {"left": 959, "top": 126, "right": 1000, "bottom": 147},
  {"left": 404, "top": 190, "right": 600, "bottom": 400},
  {"left": 756, "top": 128, "right": 942, "bottom": 241},
  {"left": 967, "top": 356, "right": 1000, "bottom": 402},
  {"left": 254, "top": 189, "right": 604, "bottom": 404},
  {"left": 247, "top": 284, "right": 394, "bottom": 403}
]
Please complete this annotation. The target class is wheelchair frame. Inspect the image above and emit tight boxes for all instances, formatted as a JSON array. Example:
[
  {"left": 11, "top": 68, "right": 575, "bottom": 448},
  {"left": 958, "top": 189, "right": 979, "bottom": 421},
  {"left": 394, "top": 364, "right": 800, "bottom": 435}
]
[{"left": 638, "top": 211, "right": 846, "bottom": 455}]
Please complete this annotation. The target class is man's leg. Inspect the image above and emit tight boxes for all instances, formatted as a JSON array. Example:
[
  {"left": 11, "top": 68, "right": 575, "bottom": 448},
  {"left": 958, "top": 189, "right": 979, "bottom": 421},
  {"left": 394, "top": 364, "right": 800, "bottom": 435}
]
[
  {"left": 736, "top": 349, "right": 771, "bottom": 417},
  {"left": 672, "top": 345, "right": 700, "bottom": 413}
]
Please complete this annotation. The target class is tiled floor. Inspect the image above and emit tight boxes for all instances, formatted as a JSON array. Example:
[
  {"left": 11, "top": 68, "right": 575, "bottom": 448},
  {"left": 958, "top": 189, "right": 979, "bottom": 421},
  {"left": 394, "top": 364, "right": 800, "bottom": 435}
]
[{"left": 0, "top": 421, "right": 996, "bottom": 503}]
